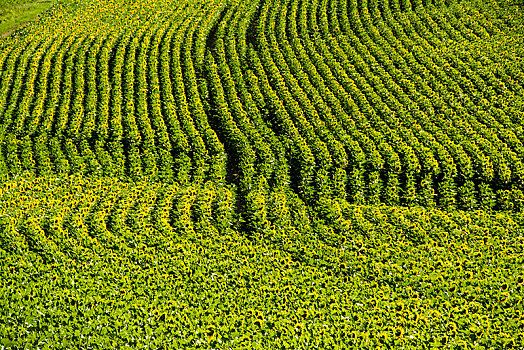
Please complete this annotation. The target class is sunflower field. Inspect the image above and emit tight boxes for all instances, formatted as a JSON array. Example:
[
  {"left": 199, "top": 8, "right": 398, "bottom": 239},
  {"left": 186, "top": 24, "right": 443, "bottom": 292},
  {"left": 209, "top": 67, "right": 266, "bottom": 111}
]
[{"left": 0, "top": 0, "right": 523, "bottom": 348}]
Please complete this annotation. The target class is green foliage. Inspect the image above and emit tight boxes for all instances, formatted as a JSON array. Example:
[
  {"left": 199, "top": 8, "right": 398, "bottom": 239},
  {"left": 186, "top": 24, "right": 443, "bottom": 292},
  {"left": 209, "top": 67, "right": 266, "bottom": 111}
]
[
  {"left": 0, "top": 0, "right": 53, "bottom": 35},
  {"left": 0, "top": 0, "right": 523, "bottom": 347},
  {"left": 0, "top": 175, "right": 523, "bottom": 348}
]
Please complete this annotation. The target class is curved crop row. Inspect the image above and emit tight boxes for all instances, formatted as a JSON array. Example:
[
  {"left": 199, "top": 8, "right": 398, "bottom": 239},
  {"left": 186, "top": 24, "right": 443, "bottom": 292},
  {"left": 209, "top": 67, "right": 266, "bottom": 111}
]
[
  {"left": 0, "top": 174, "right": 522, "bottom": 347},
  {"left": 0, "top": 0, "right": 522, "bottom": 212}
]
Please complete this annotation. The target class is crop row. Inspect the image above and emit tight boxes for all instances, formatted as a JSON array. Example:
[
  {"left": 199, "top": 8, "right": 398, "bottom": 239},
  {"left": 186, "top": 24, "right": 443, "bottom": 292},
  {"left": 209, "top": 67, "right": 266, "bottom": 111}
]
[
  {"left": 0, "top": 0, "right": 523, "bottom": 211},
  {"left": 0, "top": 174, "right": 523, "bottom": 347},
  {"left": 202, "top": 0, "right": 524, "bottom": 210},
  {"left": 0, "top": 0, "right": 228, "bottom": 185}
]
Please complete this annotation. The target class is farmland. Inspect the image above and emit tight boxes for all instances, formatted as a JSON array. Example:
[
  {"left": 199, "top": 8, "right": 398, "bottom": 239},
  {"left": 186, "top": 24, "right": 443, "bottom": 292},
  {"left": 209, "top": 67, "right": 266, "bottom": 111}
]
[
  {"left": 0, "top": 0, "right": 53, "bottom": 35},
  {"left": 0, "top": 0, "right": 523, "bottom": 348}
]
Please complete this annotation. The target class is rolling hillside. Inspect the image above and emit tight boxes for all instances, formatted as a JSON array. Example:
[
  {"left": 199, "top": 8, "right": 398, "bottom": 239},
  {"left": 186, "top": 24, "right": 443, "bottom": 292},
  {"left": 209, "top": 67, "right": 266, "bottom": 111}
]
[{"left": 0, "top": 0, "right": 523, "bottom": 348}]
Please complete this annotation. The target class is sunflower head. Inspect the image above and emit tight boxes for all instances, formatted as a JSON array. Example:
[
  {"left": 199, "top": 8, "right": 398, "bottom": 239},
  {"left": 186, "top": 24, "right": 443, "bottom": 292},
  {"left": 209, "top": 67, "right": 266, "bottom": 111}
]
[
  {"left": 377, "top": 331, "right": 389, "bottom": 344},
  {"left": 447, "top": 323, "right": 458, "bottom": 337},
  {"left": 517, "top": 275, "right": 523, "bottom": 284},
  {"left": 440, "top": 335, "right": 448, "bottom": 345},
  {"left": 394, "top": 327, "right": 404, "bottom": 339},
  {"left": 253, "top": 318, "right": 263, "bottom": 328},
  {"left": 206, "top": 325, "right": 216, "bottom": 339},
  {"left": 475, "top": 327, "right": 484, "bottom": 338},
  {"left": 294, "top": 322, "right": 304, "bottom": 337},
  {"left": 395, "top": 302, "right": 404, "bottom": 313},
  {"left": 298, "top": 308, "right": 309, "bottom": 320}
]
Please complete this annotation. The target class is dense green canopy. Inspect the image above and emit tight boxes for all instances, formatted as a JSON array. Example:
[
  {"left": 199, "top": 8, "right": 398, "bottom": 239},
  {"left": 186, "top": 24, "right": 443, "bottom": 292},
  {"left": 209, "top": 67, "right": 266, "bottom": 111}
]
[{"left": 0, "top": 0, "right": 523, "bottom": 347}]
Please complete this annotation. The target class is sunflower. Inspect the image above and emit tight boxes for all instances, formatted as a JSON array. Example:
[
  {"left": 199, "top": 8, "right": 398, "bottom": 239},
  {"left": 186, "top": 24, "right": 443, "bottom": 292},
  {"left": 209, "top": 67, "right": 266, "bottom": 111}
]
[
  {"left": 517, "top": 275, "right": 523, "bottom": 285},
  {"left": 375, "top": 333, "right": 387, "bottom": 347},
  {"left": 474, "top": 326, "right": 484, "bottom": 339},
  {"left": 394, "top": 327, "right": 404, "bottom": 339},
  {"left": 278, "top": 324, "right": 291, "bottom": 339},
  {"left": 368, "top": 298, "right": 378, "bottom": 309},
  {"left": 297, "top": 308, "right": 309, "bottom": 320},
  {"left": 440, "top": 335, "right": 448, "bottom": 345},
  {"left": 253, "top": 317, "right": 263, "bottom": 329},
  {"left": 447, "top": 322, "right": 458, "bottom": 337},
  {"left": 205, "top": 324, "right": 216, "bottom": 339},
  {"left": 294, "top": 322, "right": 305, "bottom": 337},
  {"left": 395, "top": 302, "right": 404, "bottom": 313}
]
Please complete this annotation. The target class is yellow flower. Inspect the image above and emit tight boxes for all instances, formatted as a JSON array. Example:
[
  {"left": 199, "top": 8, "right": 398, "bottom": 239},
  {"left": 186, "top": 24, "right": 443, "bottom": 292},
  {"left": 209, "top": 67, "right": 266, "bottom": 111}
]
[
  {"left": 394, "top": 327, "right": 404, "bottom": 339},
  {"left": 395, "top": 301, "right": 404, "bottom": 313},
  {"left": 205, "top": 324, "right": 216, "bottom": 339}
]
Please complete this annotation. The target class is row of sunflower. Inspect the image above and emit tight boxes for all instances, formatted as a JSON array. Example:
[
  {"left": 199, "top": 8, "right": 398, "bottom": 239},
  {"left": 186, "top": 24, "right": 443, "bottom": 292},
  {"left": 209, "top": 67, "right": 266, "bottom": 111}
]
[
  {"left": 0, "top": 174, "right": 522, "bottom": 347},
  {"left": 0, "top": 0, "right": 521, "bottom": 213}
]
